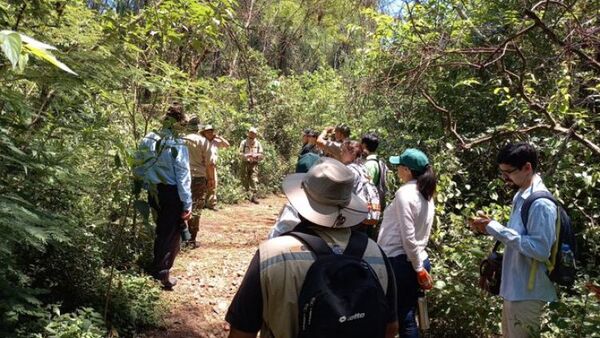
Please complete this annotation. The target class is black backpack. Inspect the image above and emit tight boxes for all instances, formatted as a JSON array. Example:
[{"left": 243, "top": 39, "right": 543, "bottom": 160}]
[
  {"left": 287, "top": 230, "right": 389, "bottom": 338},
  {"left": 479, "top": 240, "right": 503, "bottom": 296},
  {"left": 521, "top": 191, "right": 577, "bottom": 286}
]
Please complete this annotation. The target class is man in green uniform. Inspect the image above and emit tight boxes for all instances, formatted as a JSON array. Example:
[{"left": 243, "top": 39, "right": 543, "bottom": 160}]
[{"left": 239, "top": 127, "right": 264, "bottom": 203}]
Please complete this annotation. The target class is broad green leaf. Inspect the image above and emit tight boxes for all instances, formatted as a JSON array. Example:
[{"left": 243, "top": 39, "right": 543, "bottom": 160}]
[{"left": 0, "top": 31, "right": 22, "bottom": 67}]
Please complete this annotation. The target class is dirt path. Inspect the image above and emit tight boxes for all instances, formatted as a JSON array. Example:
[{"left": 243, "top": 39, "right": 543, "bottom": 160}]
[{"left": 141, "top": 194, "right": 287, "bottom": 338}]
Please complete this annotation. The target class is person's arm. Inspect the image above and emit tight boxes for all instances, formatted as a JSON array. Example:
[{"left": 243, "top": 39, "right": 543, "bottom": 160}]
[
  {"left": 394, "top": 190, "right": 423, "bottom": 271},
  {"left": 486, "top": 199, "right": 557, "bottom": 262},
  {"left": 216, "top": 136, "right": 230, "bottom": 148},
  {"left": 173, "top": 142, "right": 192, "bottom": 212},
  {"left": 255, "top": 141, "right": 264, "bottom": 161},
  {"left": 225, "top": 251, "right": 263, "bottom": 336},
  {"left": 205, "top": 142, "right": 216, "bottom": 181},
  {"left": 239, "top": 140, "right": 248, "bottom": 160},
  {"left": 316, "top": 126, "right": 334, "bottom": 149}
]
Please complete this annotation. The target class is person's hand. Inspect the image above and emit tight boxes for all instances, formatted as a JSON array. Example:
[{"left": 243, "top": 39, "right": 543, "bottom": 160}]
[
  {"left": 325, "top": 126, "right": 335, "bottom": 133},
  {"left": 416, "top": 269, "right": 433, "bottom": 290},
  {"left": 181, "top": 210, "right": 192, "bottom": 221},
  {"left": 469, "top": 210, "right": 491, "bottom": 234}
]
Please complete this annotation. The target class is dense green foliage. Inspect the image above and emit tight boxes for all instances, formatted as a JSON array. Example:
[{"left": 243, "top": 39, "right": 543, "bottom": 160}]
[{"left": 1, "top": 0, "right": 598, "bottom": 336}]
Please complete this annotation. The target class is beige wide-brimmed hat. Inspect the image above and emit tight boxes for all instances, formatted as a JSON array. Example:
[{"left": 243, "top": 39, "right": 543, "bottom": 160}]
[
  {"left": 282, "top": 157, "right": 367, "bottom": 228},
  {"left": 202, "top": 124, "right": 214, "bottom": 132},
  {"left": 248, "top": 126, "right": 258, "bottom": 134}
]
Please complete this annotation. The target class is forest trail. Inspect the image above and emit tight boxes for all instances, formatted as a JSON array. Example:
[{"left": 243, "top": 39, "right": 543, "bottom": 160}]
[{"left": 141, "top": 194, "right": 287, "bottom": 338}]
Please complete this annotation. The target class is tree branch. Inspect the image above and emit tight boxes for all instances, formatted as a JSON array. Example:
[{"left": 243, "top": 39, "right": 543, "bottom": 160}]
[
  {"left": 461, "top": 124, "right": 553, "bottom": 149},
  {"left": 13, "top": 3, "right": 27, "bottom": 31},
  {"left": 524, "top": 8, "right": 600, "bottom": 71},
  {"left": 482, "top": 24, "right": 536, "bottom": 67},
  {"left": 28, "top": 89, "right": 56, "bottom": 128},
  {"left": 420, "top": 89, "right": 466, "bottom": 146}
]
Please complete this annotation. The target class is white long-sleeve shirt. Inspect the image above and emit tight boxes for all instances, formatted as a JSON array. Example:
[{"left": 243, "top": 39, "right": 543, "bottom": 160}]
[{"left": 377, "top": 180, "right": 434, "bottom": 271}]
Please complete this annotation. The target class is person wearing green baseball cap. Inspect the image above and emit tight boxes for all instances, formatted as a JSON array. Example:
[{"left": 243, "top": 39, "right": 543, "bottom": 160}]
[
  {"left": 377, "top": 148, "right": 437, "bottom": 338},
  {"left": 389, "top": 148, "right": 430, "bottom": 174}
]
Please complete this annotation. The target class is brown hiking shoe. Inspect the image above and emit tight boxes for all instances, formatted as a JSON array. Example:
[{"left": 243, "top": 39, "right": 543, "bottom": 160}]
[{"left": 250, "top": 196, "right": 259, "bottom": 204}]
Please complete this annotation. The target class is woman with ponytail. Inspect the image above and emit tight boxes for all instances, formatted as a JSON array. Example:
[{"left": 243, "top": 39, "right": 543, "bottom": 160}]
[{"left": 377, "top": 148, "right": 437, "bottom": 338}]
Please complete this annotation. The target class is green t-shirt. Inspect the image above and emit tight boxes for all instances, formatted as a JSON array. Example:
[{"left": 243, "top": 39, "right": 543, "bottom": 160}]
[{"left": 364, "top": 154, "right": 380, "bottom": 185}]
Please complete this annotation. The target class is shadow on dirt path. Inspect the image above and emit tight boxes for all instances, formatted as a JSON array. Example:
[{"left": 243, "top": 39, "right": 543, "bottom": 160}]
[{"left": 140, "top": 194, "right": 287, "bottom": 338}]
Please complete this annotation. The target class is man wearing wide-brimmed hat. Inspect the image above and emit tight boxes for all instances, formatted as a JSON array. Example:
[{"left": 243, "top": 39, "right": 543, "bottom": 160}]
[
  {"left": 200, "top": 124, "right": 230, "bottom": 210},
  {"left": 182, "top": 116, "right": 213, "bottom": 248},
  {"left": 226, "top": 158, "right": 398, "bottom": 338},
  {"left": 239, "top": 126, "right": 264, "bottom": 204}
]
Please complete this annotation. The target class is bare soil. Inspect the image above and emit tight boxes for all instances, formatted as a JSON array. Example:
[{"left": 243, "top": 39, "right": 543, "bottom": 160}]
[{"left": 140, "top": 194, "right": 286, "bottom": 338}]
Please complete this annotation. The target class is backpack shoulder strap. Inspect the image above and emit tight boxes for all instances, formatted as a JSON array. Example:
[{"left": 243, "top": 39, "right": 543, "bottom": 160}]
[
  {"left": 287, "top": 231, "right": 333, "bottom": 257},
  {"left": 154, "top": 135, "right": 167, "bottom": 158},
  {"left": 521, "top": 190, "right": 557, "bottom": 229},
  {"left": 492, "top": 240, "right": 502, "bottom": 253},
  {"left": 521, "top": 191, "right": 562, "bottom": 290},
  {"left": 343, "top": 230, "right": 369, "bottom": 258}
]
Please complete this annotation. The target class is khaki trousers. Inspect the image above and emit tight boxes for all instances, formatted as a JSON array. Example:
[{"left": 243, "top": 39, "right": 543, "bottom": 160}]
[
  {"left": 206, "top": 165, "right": 218, "bottom": 208},
  {"left": 189, "top": 177, "right": 207, "bottom": 242},
  {"left": 242, "top": 162, "right": 259, "bottom": 197},
  {"left": 502, "top": 300, "right": 545, "bottom": 338}
]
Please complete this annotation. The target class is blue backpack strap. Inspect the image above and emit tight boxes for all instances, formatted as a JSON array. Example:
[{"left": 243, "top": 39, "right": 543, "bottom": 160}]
[{"left": 520, "top": 191, "right": 557, "bottom": 231}]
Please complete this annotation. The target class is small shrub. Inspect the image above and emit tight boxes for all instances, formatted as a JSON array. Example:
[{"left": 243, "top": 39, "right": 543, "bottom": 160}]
[
  {"left": 34, "top": 306, "right": 107, "bottom": 338},
  {"left": 102, "top": 272, "right": 165, "bottom": 335}
]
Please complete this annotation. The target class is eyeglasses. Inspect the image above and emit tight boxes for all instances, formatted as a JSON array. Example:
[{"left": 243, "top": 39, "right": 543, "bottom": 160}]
[{"left": 499, "top": 167, "right": 520, "bottom": 175}]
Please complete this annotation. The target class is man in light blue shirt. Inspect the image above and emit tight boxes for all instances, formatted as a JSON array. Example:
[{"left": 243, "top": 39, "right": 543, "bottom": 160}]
[
  {"left": 471, "top": 142, "right": 557, "bottom": 337},
  {"left": 135, "top": 103, "right": 192, "bottom": 289}
]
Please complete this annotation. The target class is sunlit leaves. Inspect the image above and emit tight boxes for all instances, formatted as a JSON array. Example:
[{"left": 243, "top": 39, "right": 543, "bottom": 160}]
[
  {"left": 0, "top": 30, "right": 77, "bottom": 75},
  {"left": 0, "top": 30, "right": 20, "bottom": 67}
]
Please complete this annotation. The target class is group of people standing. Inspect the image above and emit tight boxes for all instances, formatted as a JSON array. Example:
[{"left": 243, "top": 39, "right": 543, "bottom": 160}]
[
  {"left": 227, "top": 122, "right": 438, "bottom": 338},
  {"left": 134, "top": 103, "right": 264, "bottom": 289},
  {"left": 136, "top": 104, "right": 561, "bottom": 338},
  {"left": 227, "top": 123, "right": 559, "bottom": 338}
]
